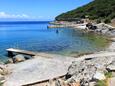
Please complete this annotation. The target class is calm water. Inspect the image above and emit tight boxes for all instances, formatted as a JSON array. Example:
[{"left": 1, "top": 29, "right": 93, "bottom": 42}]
[{"left": 0, "top": 21, "right": 109, "bottom": 61}]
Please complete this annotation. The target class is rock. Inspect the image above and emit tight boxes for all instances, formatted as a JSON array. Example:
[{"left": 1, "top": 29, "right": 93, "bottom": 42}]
[
  {"left": 66, "top": 60, "right": 97, "bottom": 85},
  {"left": 96, "top": 23, "right": 115, "bottom": 36},
  {"left": 0, "top": 74, "right": 5, "bottom": 83},
  {"left": 13, "top": 54, "right": 25, "bottom": 63},
  {"left": 93, "top": 71, "right": 106, "bottom": 80},
  {"left": 55, "top": 79, "right": 68, "bottom": 86},
  {"left": 107, "top": 63, "right": 115, "bottom": 71},
  {"left": 68, "top": 82, "right": 80, "bottom": 86},
  {"left": 65, "top": 56, "right": 115, "bottom": 85},
  {"left": 0, "top": 65, "right": 5, "bottom": 69},
  {"left": 0, "top": 65, "right": 9, "bottom": 75},
  {"left": 0, "top": 69, "right": 3, "bottom": 75},
  {"left": 6, "top": 58, "right": 13, "bottom": 64},
  {"left": 55, "top": 79, "right": 62, "bottom": 86},
  {"left": 101, "top": 29, "right": 109, "bottom": 34},
  {"left": 96, "top": 23, "right": 114, "bottom": 30}
]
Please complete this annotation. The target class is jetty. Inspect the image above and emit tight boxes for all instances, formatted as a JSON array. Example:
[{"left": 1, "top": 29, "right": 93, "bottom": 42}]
[
  {"left": 4, "top": 55, "right": 76, "bottom": 86},
  {"left": 47, "top": 25, "right": 69, "bottom": 28},
  {"left": 6, "top": 48, "right": 37, "bottom": 57}
]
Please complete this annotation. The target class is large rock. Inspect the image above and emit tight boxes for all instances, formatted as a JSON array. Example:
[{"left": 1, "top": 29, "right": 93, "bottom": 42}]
[
  {"left": 13, "top": 54, "right": 25, "bottom": 63},
  {"left": 107, "top": 62, "right": 115, "bottom": 71},
  {"left": 93, "top": 71, "right": 106, "bottom": 80},
  {"left": 65, "top": 56, "right": 115, "bottom": 85},
  {"left": 66, "top": 60, "right": 97, "bottom": 85},
  {"left": 96, "top": 23, "right": 115, "bottom": 36},
  {"left": 96, "top": 23, "right": 114, "bottom": 30}
]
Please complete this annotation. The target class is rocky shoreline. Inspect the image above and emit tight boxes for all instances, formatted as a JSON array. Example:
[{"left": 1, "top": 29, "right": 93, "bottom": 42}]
[{"left": 0, "top": 22, "right": 115, "bottom": 86}]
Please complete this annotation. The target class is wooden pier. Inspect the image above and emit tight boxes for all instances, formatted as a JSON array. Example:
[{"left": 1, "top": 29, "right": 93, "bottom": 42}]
[{"left": 6, "top": 48, "right": 37, "bottom": 57}]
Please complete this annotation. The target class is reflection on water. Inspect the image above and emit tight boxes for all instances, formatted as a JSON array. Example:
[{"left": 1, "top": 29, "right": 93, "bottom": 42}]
[{"left": 0, "top": 21, "right": 109, "bottom": 61}]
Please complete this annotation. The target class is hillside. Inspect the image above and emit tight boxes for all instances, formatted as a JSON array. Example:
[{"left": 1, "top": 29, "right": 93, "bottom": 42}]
[{"left": 55, "top": 0, "right": 115, "bottom": 22}]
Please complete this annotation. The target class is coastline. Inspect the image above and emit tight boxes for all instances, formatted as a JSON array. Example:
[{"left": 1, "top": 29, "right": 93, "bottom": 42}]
[{"left": 0, "top": 21, "right": 115, "bottom": 86}]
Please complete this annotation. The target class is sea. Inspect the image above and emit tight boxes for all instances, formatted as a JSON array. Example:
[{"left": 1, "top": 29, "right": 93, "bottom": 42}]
[{"left": 0, "top": 21, "right": 109, "bottom": 61}]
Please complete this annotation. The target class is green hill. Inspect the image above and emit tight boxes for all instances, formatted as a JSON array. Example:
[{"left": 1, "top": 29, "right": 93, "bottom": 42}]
[{"left": 55, "top": 0, "right": 115, "bottom": 22}]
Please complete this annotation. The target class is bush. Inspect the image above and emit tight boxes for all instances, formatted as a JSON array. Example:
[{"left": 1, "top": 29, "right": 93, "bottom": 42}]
[
  {"left": 109, "top": 13, "right": 115, "bottom": 19},
  {"left": 105, "top": 72, "right": 112, "bottom": 78},
  {"left": 95, "top": 80, "right": 107, "bottom": 86},
  {"left": 96, "top": 19, "right": 102, "bottom": 24},
  {"left": 104, "top": 18, "right": 111, "bottom": 23}
]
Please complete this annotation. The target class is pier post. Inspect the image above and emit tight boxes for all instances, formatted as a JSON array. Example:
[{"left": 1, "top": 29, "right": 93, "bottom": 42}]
[{"left": 8, "top": 51, "right": 13, "bottom": 58}]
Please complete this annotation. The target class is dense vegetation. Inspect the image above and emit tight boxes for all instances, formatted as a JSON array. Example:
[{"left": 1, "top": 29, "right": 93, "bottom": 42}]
[{"left": 55, "top": 0, "right": 115, "bottom": 22}]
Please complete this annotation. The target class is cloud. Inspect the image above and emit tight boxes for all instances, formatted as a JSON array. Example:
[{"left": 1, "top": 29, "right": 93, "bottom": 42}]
[{"left": 0, "top": 12, "right": 29, "bottom": 18}]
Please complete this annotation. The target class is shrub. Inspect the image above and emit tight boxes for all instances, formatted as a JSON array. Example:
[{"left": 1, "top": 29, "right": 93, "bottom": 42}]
[
  {"left": 95, "top": 80, "right": 107, "bottom": 86},
  {"left": 96, "top": 19, "right": 102, "bottom": 24},
  {"left": 105, "top": 72, "right": 112, "bottom": 78},
  {"left": 104, "top": 18, "right": 111, "bottom": 23}
]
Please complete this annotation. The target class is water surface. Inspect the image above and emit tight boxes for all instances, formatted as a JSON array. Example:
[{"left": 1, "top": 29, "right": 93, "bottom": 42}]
[{"left": 0, "top": 21, "right": 109, "bottom": 61}]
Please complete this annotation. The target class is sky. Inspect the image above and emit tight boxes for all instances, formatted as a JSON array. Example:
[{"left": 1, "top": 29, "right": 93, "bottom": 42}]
[{"left": 0, "top": 0, "right": 93, "bottom": 21}]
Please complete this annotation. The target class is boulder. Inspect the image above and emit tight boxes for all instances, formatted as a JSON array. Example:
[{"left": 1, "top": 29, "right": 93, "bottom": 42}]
[
  {"left": 107, "top": 63, "right": 115, "bottom": 71},
  {"left": 13, "top": 54, "right": 25, "bottom": 63},
  {"left": 93, "top": 71, "right": 106, "bottom": 80},
  {"left": 96, "top": 23, "right": 114, "bottom": 30},
  {"left": 66, "top": 60, "right": 97, "bottom": 85},
  {"left": 96, "top": 23, "right": 115, "bottom": 36},
  {"left": 65, "top": 56, "right": 115, "bottom": 85}
]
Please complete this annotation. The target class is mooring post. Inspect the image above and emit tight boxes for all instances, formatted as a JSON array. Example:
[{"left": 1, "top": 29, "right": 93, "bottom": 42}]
[{"left": 8, "top": 51, "right": 13, "bottom": 58}]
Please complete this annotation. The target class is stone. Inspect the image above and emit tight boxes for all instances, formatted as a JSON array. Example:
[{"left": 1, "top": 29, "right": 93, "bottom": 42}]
[
  {"left": 69, "top": 82, "right": 80, "bottom": 86},
  {"left": 65, "top": 56, "right": 115, "bottom": 85},
  {"left": 96, "top": 23, "right": 115, "bottom": 36},
  {"left": 93, "top": 71, "right": 106, "bottom": 80},
  {"left": 0, "top": 74, "right": 5, "bottom": 83},
  {"left": 0, "top": 69, "right": 3, "bottom": 75},
  {"left": 0, "top": 65, "right": 9, "bottom": 75},
  {"left": 55, "top": 79, "right": 62, "bottom": 86},
  {"left": 107, "top": 64, "right": 115, "bottom": 71},
  {"left": 13, "top": 54, "right": 25, "bottom": 63},
  {"left": 7, "top": 58, "right": 13, "bottom": 64},
  {"left": 0, "top": 65, "right": 5, "bottom": 69},
  {"left": 66, "top": 60, "right": 97, "bottom": 85}
]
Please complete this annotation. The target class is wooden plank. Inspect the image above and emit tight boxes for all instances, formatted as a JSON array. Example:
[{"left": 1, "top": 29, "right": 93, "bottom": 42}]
[
  {"left": 22, "top": 74, "right": 65, "bottom": 86},
  {"left": 6, "top": 48, "right": 37, "bottom": 56}
]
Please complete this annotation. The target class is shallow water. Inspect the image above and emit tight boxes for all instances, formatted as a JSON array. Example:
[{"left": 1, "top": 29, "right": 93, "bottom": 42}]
[{"left": 0, "top": 21, "right": 109, "bottom": 61}]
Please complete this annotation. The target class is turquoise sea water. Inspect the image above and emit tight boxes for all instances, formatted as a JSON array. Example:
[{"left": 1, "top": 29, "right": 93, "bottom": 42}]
[{"left": 0, "top": 21, "right": 108, "bottom": 61}]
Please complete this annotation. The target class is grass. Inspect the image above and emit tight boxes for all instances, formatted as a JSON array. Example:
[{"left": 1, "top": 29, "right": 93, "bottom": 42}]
[
  {"left": 0, "top": 82, "right": 3, "bottom": 86},
  {"left": 95, "top": 80, "right": 107, "bottom": 86},
  {"left": 95, "top": 72, "right": 112, "bottom": 86},
  {"left": 105, "top": 72, "right": 112, "bottom": 78}
]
